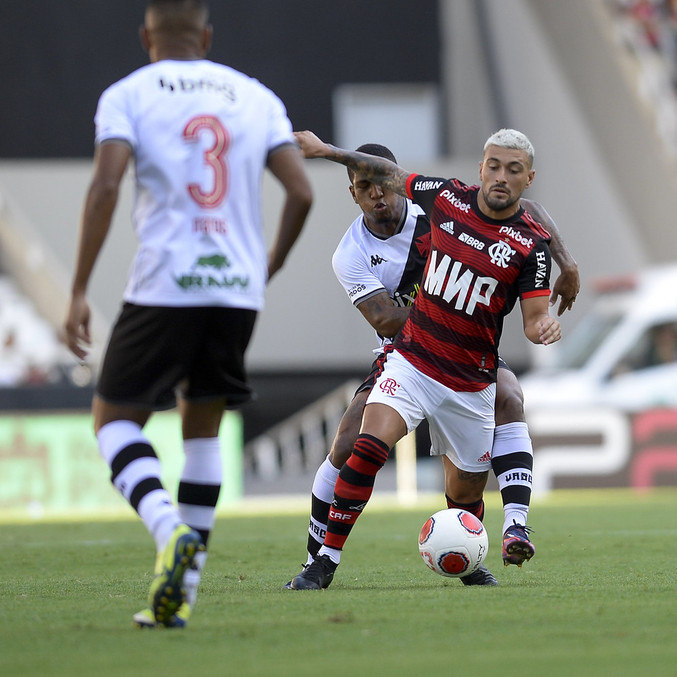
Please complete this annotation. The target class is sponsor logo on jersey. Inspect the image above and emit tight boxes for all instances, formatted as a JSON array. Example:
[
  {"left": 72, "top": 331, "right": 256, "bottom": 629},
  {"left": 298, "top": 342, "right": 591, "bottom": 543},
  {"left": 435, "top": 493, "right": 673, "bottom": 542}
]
[
  {"left": 439, "top": 189, "right": 471, "bottom": 213},
  {"left": 393, "top": 283, "right": 420, "bottom": 307},
  {"left": 424, "top": 251, "right": 498, "bottom": 315},
  {"left": 174, "top": 254, "right": 249, "bottom": 291},
  {"left": 194, "top": 254, "right": 231, "bottom": 270},
  {"left": 499, "top": 225, "right": 533, "bottom": 248},
  {"left": 535, "top": 250, "right": 547, "bottom": 288},
  {"left": 348, "top": 283, "right": 367, "bottom": 298},
  {"left": 413, "top": 179, "right": 444, "bottom": 191},
  {"left": 488, "top": 241, "right": 515, "bottom": 269},
  {"left": 440, "top": 221, "right": 455, "bottom": 235},
  {"left": 159, "top": 77, "right": 236, "bottom": 102},
  {"left": 370, "top": 254, "right": 387, "bottom": 266},
  {"left": 459, "top": 231, "right": 485, "bottom": 250}
]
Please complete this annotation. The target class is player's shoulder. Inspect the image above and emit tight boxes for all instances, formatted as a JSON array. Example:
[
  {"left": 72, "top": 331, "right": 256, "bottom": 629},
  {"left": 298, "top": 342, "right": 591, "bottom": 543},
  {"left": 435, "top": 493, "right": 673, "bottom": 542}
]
[{"left": 520, "top": 210, "right": 552, "bottom": 241}]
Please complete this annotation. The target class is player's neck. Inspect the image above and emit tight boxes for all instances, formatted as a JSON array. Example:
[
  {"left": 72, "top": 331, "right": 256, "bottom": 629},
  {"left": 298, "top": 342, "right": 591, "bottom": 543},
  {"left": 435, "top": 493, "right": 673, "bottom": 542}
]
[{"left": 150, "top": 41, "right": 207, "bottom": 62}]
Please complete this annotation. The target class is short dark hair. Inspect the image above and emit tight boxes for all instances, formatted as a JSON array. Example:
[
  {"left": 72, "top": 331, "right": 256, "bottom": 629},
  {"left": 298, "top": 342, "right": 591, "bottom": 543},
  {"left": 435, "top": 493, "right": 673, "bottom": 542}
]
[
  {"left": 347, "top": 143, "right": 397, "bottom": 182},
  {"left": 147, "top": 0, "right": 209, "bottom": 21}
]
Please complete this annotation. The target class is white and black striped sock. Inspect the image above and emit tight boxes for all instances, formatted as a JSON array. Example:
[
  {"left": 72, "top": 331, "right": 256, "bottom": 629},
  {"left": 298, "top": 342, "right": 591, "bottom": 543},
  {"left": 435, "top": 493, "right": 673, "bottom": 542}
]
[
  {"left": 491, "top": 422, "right": 534, "bottom": 534},
  {"left": 97, "top": 420, "right": 180, "bottom": 550}
]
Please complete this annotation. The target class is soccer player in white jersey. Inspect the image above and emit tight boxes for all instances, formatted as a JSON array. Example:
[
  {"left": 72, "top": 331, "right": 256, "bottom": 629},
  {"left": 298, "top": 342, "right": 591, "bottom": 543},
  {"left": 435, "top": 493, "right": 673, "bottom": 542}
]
[
  {"left": 285, "top": 142, "right": 579, "bottom": 589},
  {"left": 63, "top": 0, "right": 312, "bottom": 628}
]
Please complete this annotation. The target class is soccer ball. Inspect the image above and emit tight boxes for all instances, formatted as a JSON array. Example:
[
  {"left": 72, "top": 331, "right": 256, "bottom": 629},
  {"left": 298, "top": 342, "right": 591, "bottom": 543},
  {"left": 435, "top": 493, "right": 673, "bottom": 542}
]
[{"left": 418, "top": 508, "right": 489, "bottom": 577}]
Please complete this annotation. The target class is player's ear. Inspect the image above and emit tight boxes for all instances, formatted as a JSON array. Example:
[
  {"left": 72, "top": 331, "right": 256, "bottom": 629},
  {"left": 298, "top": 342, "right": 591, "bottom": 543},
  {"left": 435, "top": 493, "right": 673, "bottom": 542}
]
[
  {"left": 349, "top": 185, "right": 358, "bottom": 203},
  {"left": 139, "top": 25, "right": 151, "bottom": 53},
  {"left": 202, "top": 25, "right": 213, "bottom": 54},
  {"left": 526, "top": 169, "right": 535, "bottom": 188},
  {"left": 478, "top": 161, "right": 484, "bottom": 180}
]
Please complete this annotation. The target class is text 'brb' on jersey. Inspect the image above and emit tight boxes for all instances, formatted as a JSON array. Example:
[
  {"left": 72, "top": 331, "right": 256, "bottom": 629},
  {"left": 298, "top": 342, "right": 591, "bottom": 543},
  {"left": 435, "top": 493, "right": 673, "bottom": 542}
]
[
  {"left": 398, "top": 174, "right": 552, "bottom": 392},
  {"left": 332, "top": 200, "right": 430, "bottom": 354}
]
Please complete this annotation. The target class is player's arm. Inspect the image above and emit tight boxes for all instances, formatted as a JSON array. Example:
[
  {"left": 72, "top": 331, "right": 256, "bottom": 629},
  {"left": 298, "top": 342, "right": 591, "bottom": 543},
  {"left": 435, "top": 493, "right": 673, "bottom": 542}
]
[
  {"left": 266, "top": 144, "right": 313, "bottom": 281},
  {"left": 521, "top": 198, "right": 580, "bottom": 316},
  {"left": 294, "top": 130, "right": 410, "bottom": 198},
  {"left": 520, "top": 295, "right": 561, "bottom": 346},
  {"left": 356, "top": 292, "right": 411, "bottom": 339},
  {"left": 64, "top": 141, "right": 131, "bottom": 359}
]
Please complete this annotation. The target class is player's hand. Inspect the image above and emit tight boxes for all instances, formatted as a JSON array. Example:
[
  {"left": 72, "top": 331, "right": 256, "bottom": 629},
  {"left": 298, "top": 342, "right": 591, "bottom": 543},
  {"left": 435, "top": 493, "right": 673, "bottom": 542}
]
[
  {"left": 293, "top": 130, "right": 329, "bottom": 159},
  {"left": 550, "top": 267, "right": 580, "bottom": 316},
  {"left": 538, "top": 316, "right": 561, "bottom": 345},
  {"left": 63, "top": 292, "right": 92, "bottom": 360}
]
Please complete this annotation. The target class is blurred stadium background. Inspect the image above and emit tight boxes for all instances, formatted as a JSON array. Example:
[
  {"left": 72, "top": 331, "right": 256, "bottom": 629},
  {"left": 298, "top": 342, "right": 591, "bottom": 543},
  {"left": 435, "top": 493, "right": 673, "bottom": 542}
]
[{"left": 1, "top": 0, "right": 677, "bottom": 516}]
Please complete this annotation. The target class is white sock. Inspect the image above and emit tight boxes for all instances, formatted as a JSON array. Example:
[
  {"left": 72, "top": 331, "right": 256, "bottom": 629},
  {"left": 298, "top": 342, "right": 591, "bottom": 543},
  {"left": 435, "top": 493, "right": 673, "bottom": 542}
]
[
  {"left": 317, "top": 545, "right": 341, "bottom": 565},
  {"left": 306, "top": 456, "right": 341, "bottom": 564}
]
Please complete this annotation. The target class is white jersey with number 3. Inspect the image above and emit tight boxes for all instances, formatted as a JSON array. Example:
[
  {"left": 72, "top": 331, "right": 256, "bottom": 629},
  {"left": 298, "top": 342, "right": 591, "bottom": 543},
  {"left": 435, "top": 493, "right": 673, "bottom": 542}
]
[{"left": 95, "top": 59, "right": 295, "bottom": 310}]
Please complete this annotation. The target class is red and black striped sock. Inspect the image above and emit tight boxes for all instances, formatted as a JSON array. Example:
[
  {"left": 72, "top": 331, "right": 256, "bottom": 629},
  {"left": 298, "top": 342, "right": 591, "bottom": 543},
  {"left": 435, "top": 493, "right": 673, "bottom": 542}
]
[
  {"left": 445, "top": 494, "right": 485, "bottom": 522},
  {"left": 324, "top": 433, "right": 390, "bottom": 551}
]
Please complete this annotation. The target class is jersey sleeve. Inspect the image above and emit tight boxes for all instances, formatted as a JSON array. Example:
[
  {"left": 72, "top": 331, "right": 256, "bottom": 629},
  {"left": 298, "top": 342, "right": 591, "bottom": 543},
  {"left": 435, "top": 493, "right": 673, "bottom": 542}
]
[
  {"left": 94, "top": 81, "right": 136, "bottom": 149},
  {"left": 332, "top": 238, "right": 386, "bottom": 306},
  {"left": 405, "top": 174, "right": 448, "bottom": 216},
  {"left": 518, "top": 239, "right": 552, "bottom": 299},
  {"left": 264, "top": 88, "right": 295, "bottom": 154}
]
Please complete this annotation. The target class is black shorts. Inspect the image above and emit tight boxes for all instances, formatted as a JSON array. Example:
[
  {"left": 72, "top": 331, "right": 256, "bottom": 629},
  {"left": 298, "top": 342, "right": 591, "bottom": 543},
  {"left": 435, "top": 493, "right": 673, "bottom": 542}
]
[
  {"left": 354, "top": 348, "right": 391, "bottom": 397},
  {"left": 96, "top": 303, "right": 257, "bottom": 410},
  {"left": 497, "top": 357, "right": 513, "bottom": 373}
]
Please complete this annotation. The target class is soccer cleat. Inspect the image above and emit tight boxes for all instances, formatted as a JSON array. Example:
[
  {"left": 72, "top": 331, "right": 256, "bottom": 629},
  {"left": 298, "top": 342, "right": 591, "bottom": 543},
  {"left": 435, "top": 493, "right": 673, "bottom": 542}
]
[
  {"left": 148, "top": 524, "right": 205, "bottom": 626},
  {"left": 132, "top": 603, "right": 191, "bottom": 629},
  {"left": 502, "top": 521, "right": 535, "bottom": 567},
  {"left": 460, "top": 565, "right": 499, "bottom": 586},
  {"left": 283, "top": 563, "right": 308, "bottom": 590},
  {"left": 290, "top": 554, "right": 337, "bottom": 590}
]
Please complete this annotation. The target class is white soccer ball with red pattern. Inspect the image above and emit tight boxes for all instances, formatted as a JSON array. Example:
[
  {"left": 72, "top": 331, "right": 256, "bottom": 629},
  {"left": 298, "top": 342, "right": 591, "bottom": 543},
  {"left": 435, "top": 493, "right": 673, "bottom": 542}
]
[{"left": 418, "top": 508, "right": 489, "bottom": 577}]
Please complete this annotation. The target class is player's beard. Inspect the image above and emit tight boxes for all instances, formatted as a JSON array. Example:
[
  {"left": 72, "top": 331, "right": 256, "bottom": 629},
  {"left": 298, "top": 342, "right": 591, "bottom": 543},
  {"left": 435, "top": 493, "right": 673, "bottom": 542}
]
[{"left": 482, "top": 187, "right": 519, "bottom": 213}]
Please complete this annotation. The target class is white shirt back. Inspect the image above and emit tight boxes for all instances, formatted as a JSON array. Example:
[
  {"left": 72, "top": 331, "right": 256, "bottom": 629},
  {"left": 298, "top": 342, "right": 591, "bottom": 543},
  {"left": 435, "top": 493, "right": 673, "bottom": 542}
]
[{"left": 95, "top": 59, "right": 295, "bottom": 310}]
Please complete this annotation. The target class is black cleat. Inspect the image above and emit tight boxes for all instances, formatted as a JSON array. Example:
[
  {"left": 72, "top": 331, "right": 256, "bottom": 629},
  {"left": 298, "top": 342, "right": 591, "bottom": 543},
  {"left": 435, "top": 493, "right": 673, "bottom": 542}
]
[
  {"left": 460, "top": 565, "right": 498, "bottom": 586},
  {"left": 290, "top": 554, "right": 337, "bottom": 590},
  {"left": 283, "top": 563, "right": 308, "bottom": 590}
]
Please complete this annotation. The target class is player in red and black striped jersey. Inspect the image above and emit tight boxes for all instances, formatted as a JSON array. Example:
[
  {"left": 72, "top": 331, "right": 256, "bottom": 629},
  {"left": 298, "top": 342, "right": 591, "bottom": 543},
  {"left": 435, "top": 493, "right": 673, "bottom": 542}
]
[
  {"left": 290, "top": 128, "right": 564, "bottom": 590},
  {"left": 399, "top": 173, "right": 552, "bottom": 392}
]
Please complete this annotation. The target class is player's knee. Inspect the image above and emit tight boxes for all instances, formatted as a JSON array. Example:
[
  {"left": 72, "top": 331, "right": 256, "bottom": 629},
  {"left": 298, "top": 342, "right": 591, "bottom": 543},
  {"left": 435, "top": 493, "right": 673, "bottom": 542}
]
[
  {"left": 329, "top": 431, "right": 357, "bottom": 467},
  {"left": 495, "top": 385, "right": 525, "bottom": 426}
]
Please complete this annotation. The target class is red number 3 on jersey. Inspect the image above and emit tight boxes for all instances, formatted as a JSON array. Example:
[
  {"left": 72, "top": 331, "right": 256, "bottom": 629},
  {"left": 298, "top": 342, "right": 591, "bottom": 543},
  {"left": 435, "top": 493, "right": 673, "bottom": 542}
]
[{"left": 183, "top": 115, "right": 230, "bottom": 208}]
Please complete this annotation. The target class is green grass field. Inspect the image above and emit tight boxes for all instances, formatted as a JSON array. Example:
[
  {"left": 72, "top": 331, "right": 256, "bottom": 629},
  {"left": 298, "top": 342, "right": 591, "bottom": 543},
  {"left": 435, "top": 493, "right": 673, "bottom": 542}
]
[{"left": 2, "top": 489, "right": 676, "bottom": 677}]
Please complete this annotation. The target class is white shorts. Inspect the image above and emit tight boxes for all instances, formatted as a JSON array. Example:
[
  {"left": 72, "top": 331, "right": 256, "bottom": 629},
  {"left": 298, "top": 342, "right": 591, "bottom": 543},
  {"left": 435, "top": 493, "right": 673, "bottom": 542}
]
[{"left": 366, "top": 350, "right": 495, "bottom": 472}]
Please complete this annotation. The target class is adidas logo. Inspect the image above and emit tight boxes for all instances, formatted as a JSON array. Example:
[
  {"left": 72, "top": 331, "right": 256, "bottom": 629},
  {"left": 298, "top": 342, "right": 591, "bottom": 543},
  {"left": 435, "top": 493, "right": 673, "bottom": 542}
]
[
  {"left": 440, "top": 221, "right": 454, "bottom": 234},
  {"left": 476, "top": 451, "right": 491, "bottom": 463}
]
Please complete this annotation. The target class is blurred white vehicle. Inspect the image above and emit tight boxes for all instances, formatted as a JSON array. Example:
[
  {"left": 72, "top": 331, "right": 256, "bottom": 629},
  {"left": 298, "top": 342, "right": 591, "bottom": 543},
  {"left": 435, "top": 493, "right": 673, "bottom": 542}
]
[{"left": 520, "top": 265, "right": 677, "bottom": 412}]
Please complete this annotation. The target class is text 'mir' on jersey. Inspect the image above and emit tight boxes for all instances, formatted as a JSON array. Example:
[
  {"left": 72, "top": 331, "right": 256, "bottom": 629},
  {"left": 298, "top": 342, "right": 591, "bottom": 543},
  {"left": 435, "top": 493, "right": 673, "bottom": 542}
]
[{"left": 397, "top": 174, "right": 552, "bottom": 392}]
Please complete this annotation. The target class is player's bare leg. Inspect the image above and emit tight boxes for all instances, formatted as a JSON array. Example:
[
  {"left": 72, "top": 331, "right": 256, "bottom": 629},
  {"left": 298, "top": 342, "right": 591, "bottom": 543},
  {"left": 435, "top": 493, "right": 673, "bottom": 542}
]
[{"left": 443, "top": 456, "right": 497, "bottom": 586}]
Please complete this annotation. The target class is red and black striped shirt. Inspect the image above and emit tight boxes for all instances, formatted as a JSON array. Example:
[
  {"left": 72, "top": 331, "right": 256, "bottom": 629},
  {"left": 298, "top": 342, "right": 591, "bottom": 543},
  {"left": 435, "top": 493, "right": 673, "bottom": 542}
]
[{"left": 396, "top": 174, "right": 552, "bottom": 392}]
